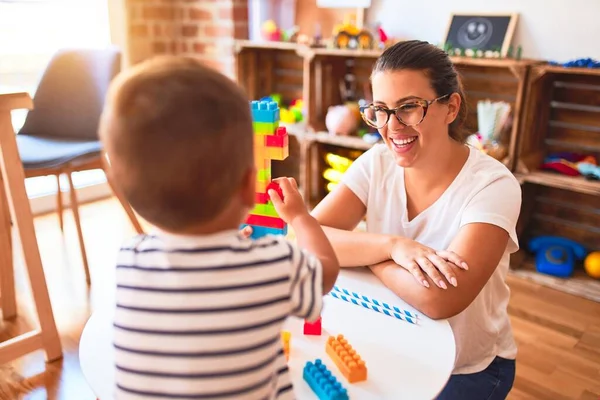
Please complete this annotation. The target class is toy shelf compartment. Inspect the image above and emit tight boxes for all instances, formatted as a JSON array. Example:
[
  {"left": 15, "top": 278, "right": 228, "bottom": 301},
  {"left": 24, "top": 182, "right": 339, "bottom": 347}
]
[
  {"left": 234, "top": 41, "right": 305, "bottom": 188},
  {"left": 511, "top": 182, "right": 600, "bottom": 303},
  {"left": 299, "top": 131, "right": 373, "bottom": 209},
  {"left": 449, "top": 57, "right": 541, "bottom": 169},
  {"left": 234, "top": 40, "right": 304, "bottom": 109},
  {"left": 515, "top": 64, "right": 600, "bottom": 196}
]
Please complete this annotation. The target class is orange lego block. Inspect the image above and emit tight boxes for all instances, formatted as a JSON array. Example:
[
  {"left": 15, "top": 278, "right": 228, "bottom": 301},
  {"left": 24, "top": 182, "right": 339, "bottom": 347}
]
[
  {"left": 325, "top": 334, "right": 367, "bottom": 383},
  {"left": 281, "top": 330, "right": 291, "bottom": 361},
  {"left": 266, "top": 145, "right": 289, "bottom": 161}
]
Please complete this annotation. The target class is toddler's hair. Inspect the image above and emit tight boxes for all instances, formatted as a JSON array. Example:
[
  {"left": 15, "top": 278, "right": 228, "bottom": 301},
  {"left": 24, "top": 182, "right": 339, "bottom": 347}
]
[{"left": 99, "top": 55, "right": 254, "bottom": 231}]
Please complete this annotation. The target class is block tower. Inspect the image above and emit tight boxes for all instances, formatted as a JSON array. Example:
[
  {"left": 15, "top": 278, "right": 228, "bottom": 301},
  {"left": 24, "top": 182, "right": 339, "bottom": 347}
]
[{"left": 240, "top": 99, "right": 289, "bottom": 239}]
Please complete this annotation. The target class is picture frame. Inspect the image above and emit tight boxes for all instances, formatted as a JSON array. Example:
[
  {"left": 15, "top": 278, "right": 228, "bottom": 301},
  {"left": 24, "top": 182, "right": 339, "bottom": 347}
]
[{"left": 442, "top": 13, "right": 519, "bottom": 57}]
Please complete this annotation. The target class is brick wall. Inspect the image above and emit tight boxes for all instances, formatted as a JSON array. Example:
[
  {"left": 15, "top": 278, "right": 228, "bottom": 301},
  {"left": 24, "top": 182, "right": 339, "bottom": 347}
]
[{"left": 125, "top": 0, "right": 248, "bottom": 78}]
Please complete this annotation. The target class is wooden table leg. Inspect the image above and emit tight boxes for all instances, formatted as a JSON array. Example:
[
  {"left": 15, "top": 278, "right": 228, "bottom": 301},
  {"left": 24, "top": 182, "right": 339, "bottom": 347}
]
[
  {"left": 0, "top": 93, "right": 62, "bottom": 363},
  {"left": 0, "top": 170, "right": 16, "bottom": 320}
]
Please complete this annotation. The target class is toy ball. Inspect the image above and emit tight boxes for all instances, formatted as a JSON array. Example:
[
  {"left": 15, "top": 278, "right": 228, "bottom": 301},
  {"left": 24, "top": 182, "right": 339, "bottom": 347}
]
[
  {"left": 584, "top": 252, "right": 600, "bottom": 279},
  {"left": 262, "top": 20, "right": 277, "bottom": 34}
]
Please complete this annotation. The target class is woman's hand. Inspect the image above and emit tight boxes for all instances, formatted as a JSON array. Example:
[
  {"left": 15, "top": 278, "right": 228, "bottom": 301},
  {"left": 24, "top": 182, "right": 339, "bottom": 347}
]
[{"left": 389, "top": 237, "right": 468, "bottom": 289}]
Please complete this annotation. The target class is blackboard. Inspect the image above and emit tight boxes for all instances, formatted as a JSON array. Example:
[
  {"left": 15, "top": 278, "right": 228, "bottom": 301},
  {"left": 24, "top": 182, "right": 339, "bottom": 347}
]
[{"left": 443, "top": 14, "right": 518, "bottom": 56}]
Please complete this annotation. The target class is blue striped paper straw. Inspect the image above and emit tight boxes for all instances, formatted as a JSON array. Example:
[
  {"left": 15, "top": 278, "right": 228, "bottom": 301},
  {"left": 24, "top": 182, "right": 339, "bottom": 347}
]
[{"left": 329, "top": 286, "right": 418, "bottom": 325}]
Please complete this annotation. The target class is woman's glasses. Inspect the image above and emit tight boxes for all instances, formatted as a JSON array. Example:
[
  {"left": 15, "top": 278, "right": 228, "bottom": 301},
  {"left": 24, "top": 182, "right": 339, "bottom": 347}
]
[{"left": 359, "top": 94, "right": 451, "bottom": 129}]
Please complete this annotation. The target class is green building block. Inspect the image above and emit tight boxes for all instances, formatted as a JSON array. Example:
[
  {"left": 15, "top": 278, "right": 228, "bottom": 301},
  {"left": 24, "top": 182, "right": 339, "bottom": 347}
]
[
  {"left": 258, "top": 168, "right": 271, "bottom": 182},
  {"left": 251, "top": 203, "right": 279, "bottom": 218},
  {"left": 253, "top": 121, "right": 279, "bottom": 135}
]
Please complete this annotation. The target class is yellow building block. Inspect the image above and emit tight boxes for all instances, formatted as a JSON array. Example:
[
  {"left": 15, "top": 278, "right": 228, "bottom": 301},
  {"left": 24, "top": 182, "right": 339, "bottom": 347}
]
[{"left": 266, "top": 146, "right": 289, "bottom": 161}]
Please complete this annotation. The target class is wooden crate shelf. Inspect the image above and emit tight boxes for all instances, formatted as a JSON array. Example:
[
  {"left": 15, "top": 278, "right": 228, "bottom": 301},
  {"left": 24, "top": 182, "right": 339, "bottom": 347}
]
[{"left": 516, "top": 170, "right": 600, "bottom": 196}]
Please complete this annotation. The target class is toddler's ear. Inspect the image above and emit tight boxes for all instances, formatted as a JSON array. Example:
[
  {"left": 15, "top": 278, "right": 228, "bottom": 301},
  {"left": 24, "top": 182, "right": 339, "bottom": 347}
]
[{"left": 240, "top": 166, "right": 256, "bottom": 209}]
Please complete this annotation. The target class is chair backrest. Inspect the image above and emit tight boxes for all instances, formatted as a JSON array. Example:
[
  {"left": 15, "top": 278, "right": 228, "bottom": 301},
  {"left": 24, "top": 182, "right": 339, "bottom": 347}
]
[{"left": 18, "top": 47, "right": 121, "bottom": 141}]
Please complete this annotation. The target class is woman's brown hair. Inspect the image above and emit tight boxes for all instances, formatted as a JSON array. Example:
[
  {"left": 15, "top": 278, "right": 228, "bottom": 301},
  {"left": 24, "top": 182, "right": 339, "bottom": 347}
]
[{"left": 372, "top": 40, "right": 468, "bottom": 143}]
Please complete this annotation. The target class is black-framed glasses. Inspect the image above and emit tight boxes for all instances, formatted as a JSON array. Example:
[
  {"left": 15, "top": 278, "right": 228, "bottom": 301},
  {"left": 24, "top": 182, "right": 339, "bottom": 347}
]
[{"left": 359, "top": 94, "right": 452, "bottom": 129}]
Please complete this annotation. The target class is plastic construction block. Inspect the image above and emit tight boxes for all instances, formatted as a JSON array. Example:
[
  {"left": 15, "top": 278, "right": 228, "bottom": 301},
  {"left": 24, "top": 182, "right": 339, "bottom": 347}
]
[
  {"left": 266, "top": 146, "right": 289, "bottom": 161},
  {"left": 326, "top": 334, "right": 367, "bottom": 383},
  {"left": 303, "top": 359, "right": 349, "bottom": 400},
  {"left": 303, "top": 317, "right": 322, "bottom": 336},
  {"left": 247, "top": 214, "right": 285, "bottom": 229},
  {"left": 250, "top": 100, "right": 280, "bottom": 123},
  {"left": 240, "top": 224, "right": 288, "bottom": 239},
  {"left": 257, "top": 168, "right": 271, "bottom": 182},
  {"left": 266, "top": 181, "right": 284, "bottom": 201},
  {"left": 255, "top": 192, "right": 270, "bottom": 204},
  {"left": 256, "top": 179, "right": 267, "bottom": 193},
  {"left": 250, "top": 203, "right": 278, "bottom": 218},
  {"left": 266, "top": 132, "right": 289, "bottom": 148},
  {"left": 281, "top": 330, "right": 291, "bottom": 361},
  {"left": 253, "top": 121, "right": 279, "bottom": 135}
]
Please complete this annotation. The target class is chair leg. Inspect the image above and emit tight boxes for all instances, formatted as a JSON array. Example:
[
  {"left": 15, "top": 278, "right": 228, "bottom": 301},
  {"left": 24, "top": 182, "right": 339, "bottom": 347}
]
[
  {"left": 66, "top": 172, "right": 91, "bottom": 284},
  {"left": 0, "top": 173, "right": 16, "bottom": 320},
  {"left": 102, "top": 168, "right": 143, "bottom": 234},
  {"left": 56, "top": 174, "right": 64, "bottom": 232}
]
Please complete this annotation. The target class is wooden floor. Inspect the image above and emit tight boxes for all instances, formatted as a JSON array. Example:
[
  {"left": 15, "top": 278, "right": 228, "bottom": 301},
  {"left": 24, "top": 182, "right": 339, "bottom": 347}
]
[{"left": 1, "top": 197, "right": 599, "bottom": 400}]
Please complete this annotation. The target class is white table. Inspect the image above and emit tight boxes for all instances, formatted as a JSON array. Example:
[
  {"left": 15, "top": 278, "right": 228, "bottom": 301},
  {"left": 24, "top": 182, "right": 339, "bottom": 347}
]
[{"left": 80, "top": 267, "right": 456, "bottom": 399}]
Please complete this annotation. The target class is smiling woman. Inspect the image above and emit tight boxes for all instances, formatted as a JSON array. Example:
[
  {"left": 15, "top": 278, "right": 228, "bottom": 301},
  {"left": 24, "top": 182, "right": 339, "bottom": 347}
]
[
  {"left": 0, "top": 0, "right": 114, "bottom": 212},
  {"left": 311, "top": 40, "right": 522, "bottom": 400}
]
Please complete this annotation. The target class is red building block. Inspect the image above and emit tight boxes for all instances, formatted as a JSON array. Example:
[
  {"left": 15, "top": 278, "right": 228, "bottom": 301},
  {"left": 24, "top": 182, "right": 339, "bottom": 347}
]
[
  {"left": 303, "top": 317, "right": 322, "bottom": 335},
  {"left": 266, "top": 127, "right": 289, "bottom": 147},
  {"left": 256, "top": 192, "right": 270, "bottom": 204},
  {"left": 266, "top": 181, "right": 284, "bottom": 201},
  {"left": 247, "top": 214, "right": 285, "bottom": 229}
]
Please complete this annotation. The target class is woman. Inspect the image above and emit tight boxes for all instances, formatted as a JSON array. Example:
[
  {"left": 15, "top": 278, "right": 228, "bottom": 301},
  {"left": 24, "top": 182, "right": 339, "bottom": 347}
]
[{"left": 311, "top": 40, "right": 522, "bottom": 399}]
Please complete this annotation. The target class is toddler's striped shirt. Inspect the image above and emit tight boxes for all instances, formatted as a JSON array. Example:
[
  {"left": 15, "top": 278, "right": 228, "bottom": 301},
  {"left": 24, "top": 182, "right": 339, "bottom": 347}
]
[{"left": 113, "top": 229, "right": 322, "bottom": 400}]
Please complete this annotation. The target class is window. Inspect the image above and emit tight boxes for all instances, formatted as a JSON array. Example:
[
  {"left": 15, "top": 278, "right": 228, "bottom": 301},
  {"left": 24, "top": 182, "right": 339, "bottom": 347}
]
[{"left": 0, "top": 0, "right": 112, "bottom": 198}]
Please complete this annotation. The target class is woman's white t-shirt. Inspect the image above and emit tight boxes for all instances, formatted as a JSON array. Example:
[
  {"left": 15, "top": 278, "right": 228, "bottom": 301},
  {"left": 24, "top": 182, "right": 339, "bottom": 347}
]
[{"left": 340, "top": 143, "right": 521, "bottom": 375}]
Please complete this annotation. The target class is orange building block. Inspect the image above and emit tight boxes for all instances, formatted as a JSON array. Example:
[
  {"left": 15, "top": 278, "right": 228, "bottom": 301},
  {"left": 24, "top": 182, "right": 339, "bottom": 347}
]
[
  {"left": 325, "top": 334, "right": 367, "bottom": 383},
  {"left": 281, "top": 330, "right": 291, "bottom": 361}
]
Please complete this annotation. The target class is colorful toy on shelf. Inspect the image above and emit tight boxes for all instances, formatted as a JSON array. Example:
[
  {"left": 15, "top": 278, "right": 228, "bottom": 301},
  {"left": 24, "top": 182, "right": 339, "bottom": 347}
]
[
  {"left": 303, "top": 317, "right": 322, "bottom": 335},
  {"left": 326, "top": 334, "right": 367, "bottom": 383},
  {"left": 528, "top": 236, "right": 588, "bottom": 278},
  {"left": 240, "top": 100, "right": 289, "bottom": 239},
  {"left": 548, "top": 58, "right": 600, "bottom": 68},
  {"left": 262, "top": 95, "right": 304, "bottom": 124},
  {"left": 584, "top": 252, "right": 600, "bottom": 279},
  {"left": 261, "top": 20, "right": 281, "bottom": 41},
  {"left": 303, "top": 359, "right": 349, "bottom": 400},
  {"left": 541, "top": 152, "right": 597, "bottom": 177},
  {"left": 281, "top": 330, "right": 291, "bottom": 361},
  {"left": 332, "top": 13, "right": 375, "bottom": 50}
]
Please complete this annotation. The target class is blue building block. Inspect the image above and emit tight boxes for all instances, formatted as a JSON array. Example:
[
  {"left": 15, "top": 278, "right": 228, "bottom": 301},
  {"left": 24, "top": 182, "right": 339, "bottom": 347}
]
[
  {"left": 250, "top": 100, "right": 280, "bottom": 123},
  {"left": 303, "top": 359, "right": 349, "bottom": 400},
  {"left": 239, "top": 224, "right": 287, "bottom": 239}
]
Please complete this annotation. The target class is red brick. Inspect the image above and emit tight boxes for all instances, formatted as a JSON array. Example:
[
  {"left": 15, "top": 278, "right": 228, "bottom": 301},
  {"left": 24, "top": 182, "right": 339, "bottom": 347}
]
[
  {"left": 189, "top": 7, "right": 213, "bottom": 21},
  {"left": 232, "top": 4, "right": 248, "bottom": 22},
  {"left": 205, "top": 25, "right": 233, "bottom": 37},
  {"left": 153, "top": 41, "right": 167, "bottom": 54},
  {"left": 129, "top": 24, "right": 148, "bottom": 38},
  {"left": 193, "top": 42, "right": 206, "bottom": 53},
  {"left": 234, "top": 24, "right": 248, "bottom": 39},
  {"left": 181, "top": 24, "right": 199, "bottom": 37},
  {"left": 142, "top": 5, "right": 174, "bottom": 20}
]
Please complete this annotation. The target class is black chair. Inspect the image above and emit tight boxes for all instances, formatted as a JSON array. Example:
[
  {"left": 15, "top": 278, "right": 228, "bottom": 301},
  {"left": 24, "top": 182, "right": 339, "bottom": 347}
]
[{"left": 16, "top": 47, "right": 143, "bottom": 284}]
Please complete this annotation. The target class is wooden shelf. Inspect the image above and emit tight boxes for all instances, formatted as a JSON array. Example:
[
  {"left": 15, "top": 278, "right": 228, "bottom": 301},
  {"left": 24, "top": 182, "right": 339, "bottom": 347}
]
[
  {"left": 538, "top": 65, "right": 600, "bottom": 77},
  {"left": 449, "top": 56, "right": 541, "bottom": 68},
  {"left": 234, "top": 40, "right": 300, "bottom": 52},
  {"left": 301, "top": 47, "right": 381, "bottom": 59},
  {"left": 303, "top": 131, "right": 376, "bottom": 151},
  {"left": 519, "top": 170, "right": 600, "bottom": 196},
  {"left": 510, "top": 252, "right": 600, "bottom": 303}
]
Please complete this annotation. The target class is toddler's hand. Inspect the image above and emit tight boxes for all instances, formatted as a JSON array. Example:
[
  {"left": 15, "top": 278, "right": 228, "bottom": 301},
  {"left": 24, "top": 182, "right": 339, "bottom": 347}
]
[
  {"left": 239, "top": 225, "right": 253, "bottom": 239},
  {"left": 268, "top": 177, "right": 309, "bottom": 225}
]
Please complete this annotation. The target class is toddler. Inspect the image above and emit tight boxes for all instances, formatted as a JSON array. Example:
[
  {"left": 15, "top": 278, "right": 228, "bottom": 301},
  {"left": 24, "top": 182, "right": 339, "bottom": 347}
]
[{"left": 98, "top": 55, "right": 340, "bottom": 400}]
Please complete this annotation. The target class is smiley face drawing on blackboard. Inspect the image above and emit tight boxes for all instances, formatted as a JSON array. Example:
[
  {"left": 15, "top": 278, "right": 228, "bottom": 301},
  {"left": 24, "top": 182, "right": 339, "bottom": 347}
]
[{"left": 457, "top": 17, "right": 493, "bottom": 48}]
